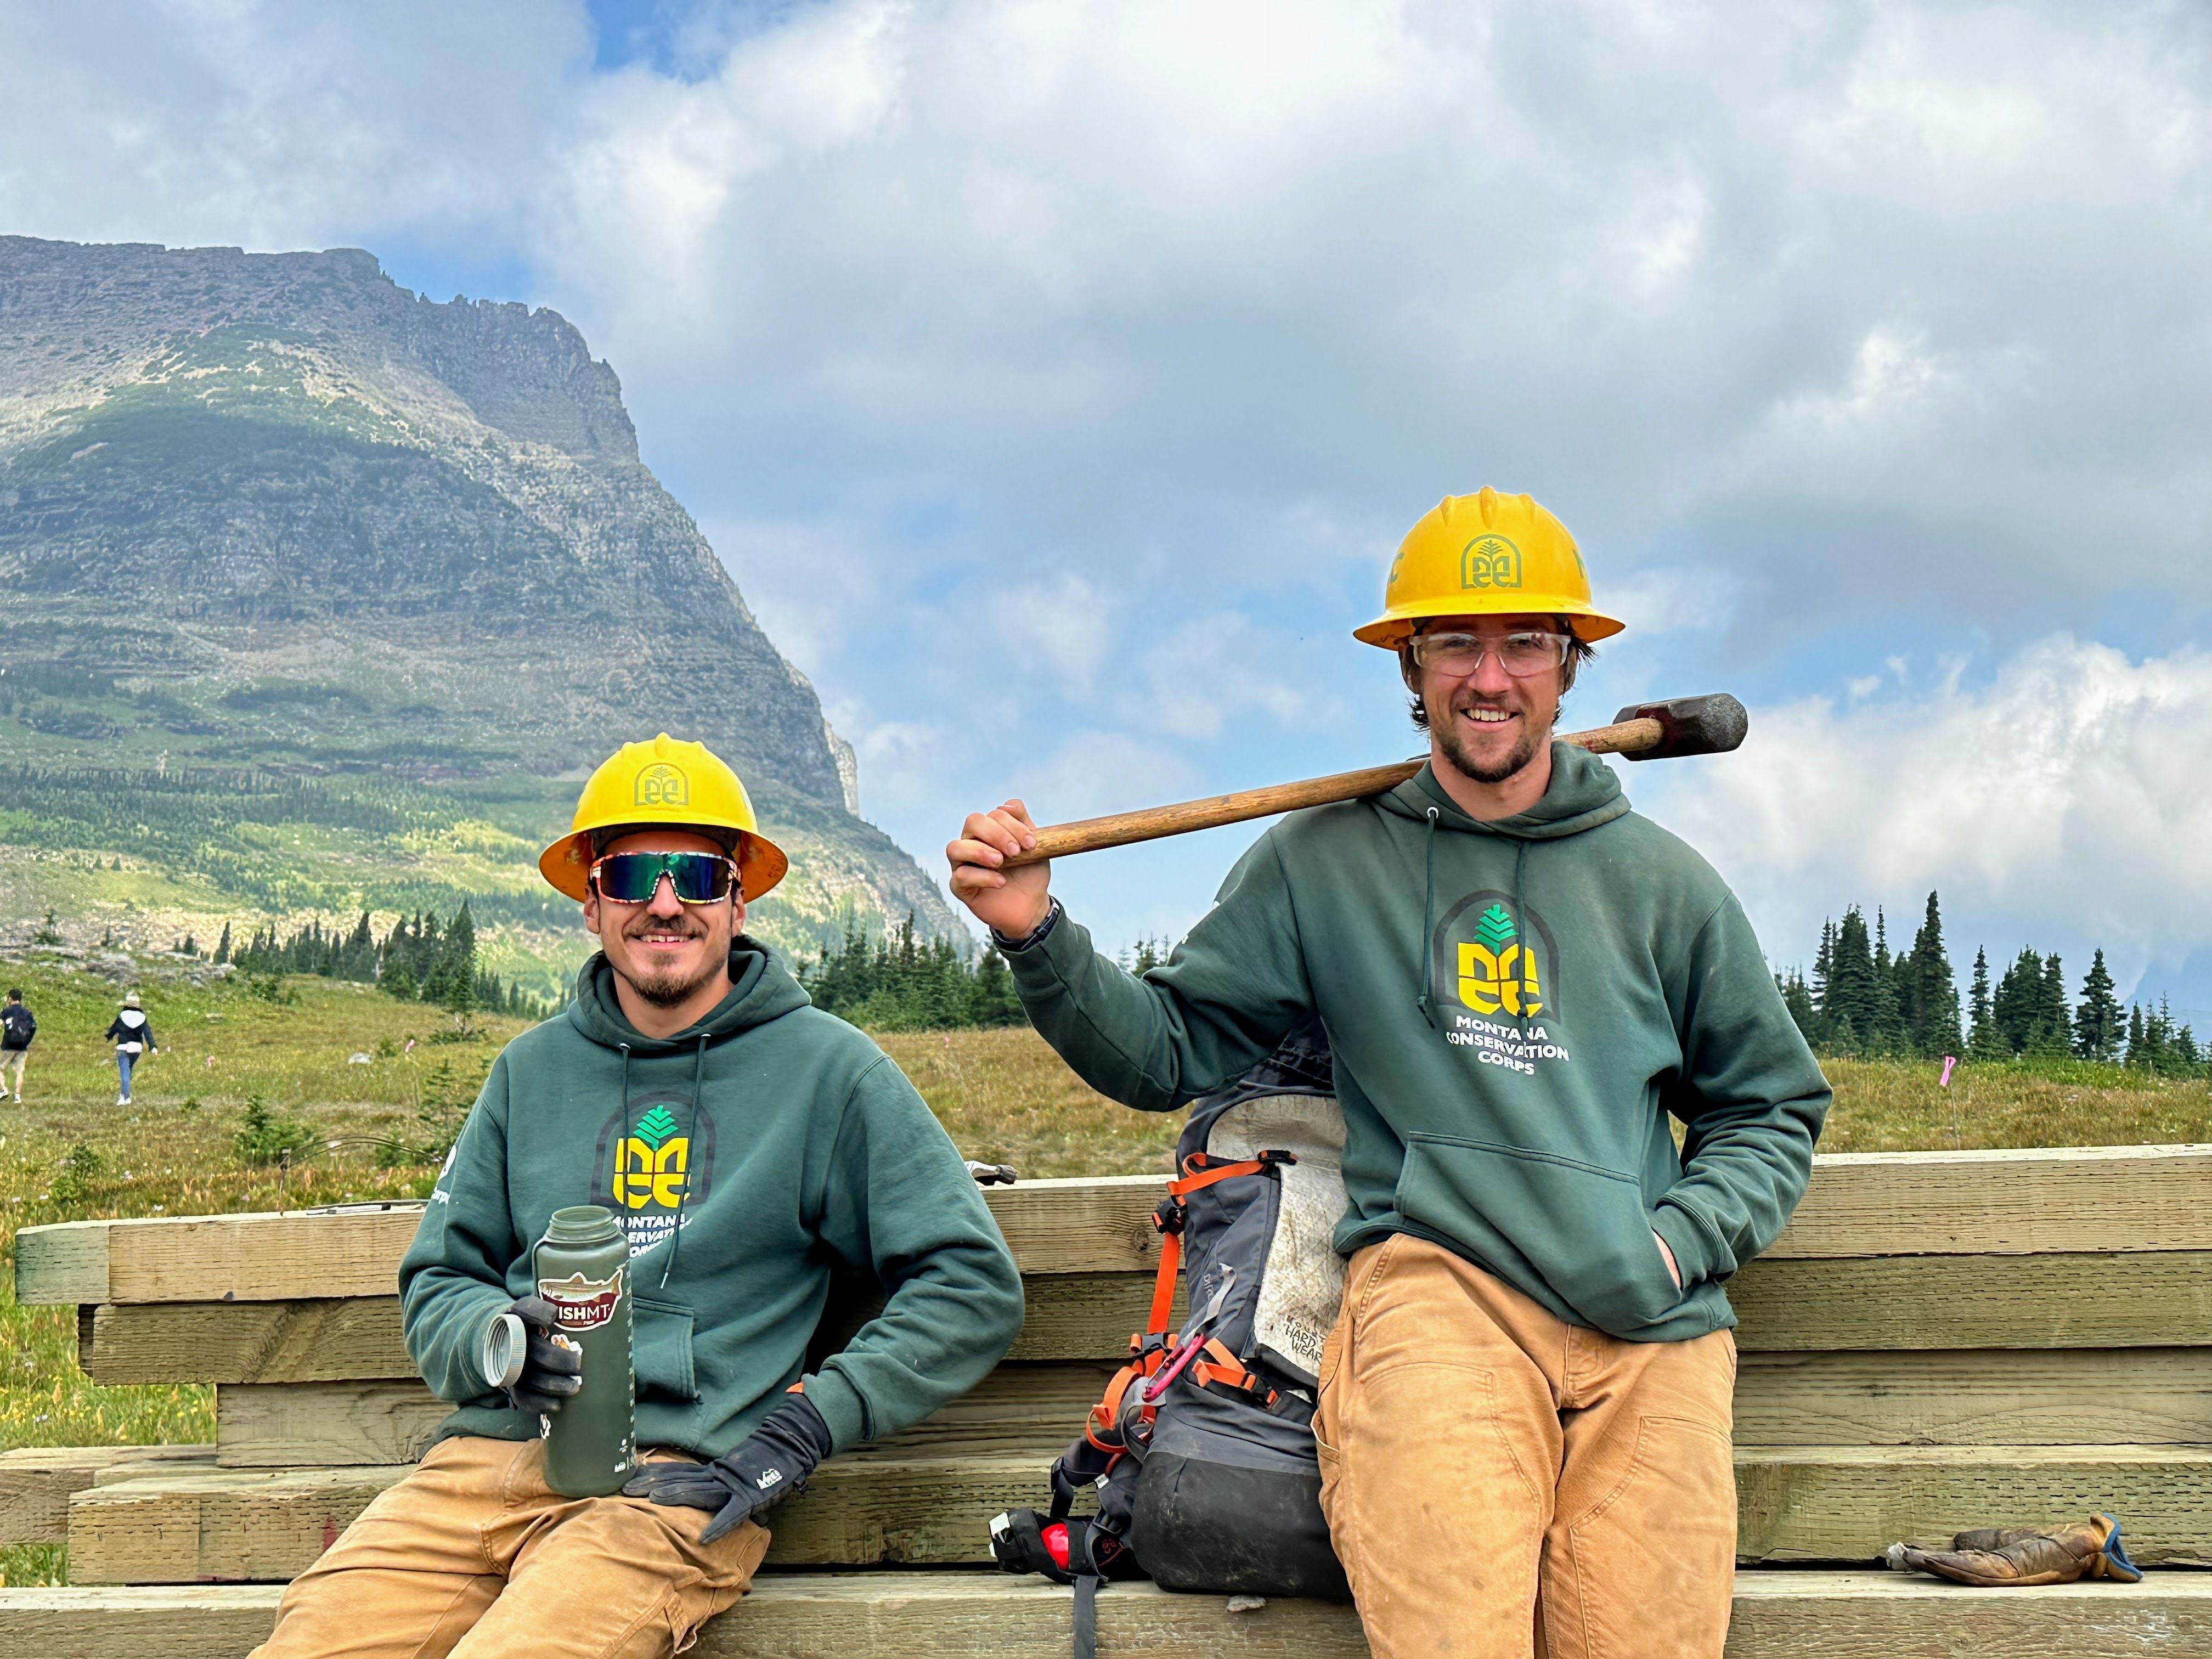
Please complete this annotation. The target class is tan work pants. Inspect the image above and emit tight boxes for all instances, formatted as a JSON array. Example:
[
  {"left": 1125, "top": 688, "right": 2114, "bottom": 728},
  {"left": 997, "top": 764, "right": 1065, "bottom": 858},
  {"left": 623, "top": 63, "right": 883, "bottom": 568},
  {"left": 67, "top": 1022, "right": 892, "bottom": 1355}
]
[
  {"left": 253, "top": 1436, "right": 770, "bottom": 1659},
  {"left": 1314, "top": 1235, "right": 1737, "bottom": 1659}
]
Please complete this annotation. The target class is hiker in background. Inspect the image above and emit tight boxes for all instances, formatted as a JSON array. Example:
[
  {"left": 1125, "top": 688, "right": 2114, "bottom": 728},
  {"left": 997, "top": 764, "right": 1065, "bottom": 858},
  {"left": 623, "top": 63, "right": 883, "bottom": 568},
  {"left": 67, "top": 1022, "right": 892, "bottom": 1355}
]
[
  {"left": 1, "top": 988, "right": 33, "bottom": 1102},
  {"left": 948, "top": 489, "right": 1830, "bottom": 1659},
  {"left": 104, "top": 990, "right": 155, "bottom": 1106},
  {"left": 252, "top": 735, "right": 1023, "bottom": 1659}
]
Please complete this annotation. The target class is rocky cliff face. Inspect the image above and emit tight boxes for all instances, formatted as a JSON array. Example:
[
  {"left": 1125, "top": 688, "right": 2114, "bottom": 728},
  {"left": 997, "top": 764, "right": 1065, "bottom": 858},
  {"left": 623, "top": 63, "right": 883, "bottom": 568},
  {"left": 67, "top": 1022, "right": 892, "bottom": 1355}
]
[{"left": 0, "top": 236, "right": 953, "bottom": 952}]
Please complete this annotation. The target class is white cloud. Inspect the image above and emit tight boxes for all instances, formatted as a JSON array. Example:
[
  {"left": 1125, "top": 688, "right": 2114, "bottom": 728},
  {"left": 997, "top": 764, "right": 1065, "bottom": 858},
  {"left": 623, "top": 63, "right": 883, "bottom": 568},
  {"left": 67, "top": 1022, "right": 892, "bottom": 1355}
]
[
  {"left": 0, "top": 3, "right": 575, "bottom": 254},
  {"left": 1120, "top": 613, "right": 1332, "bottom": 741},
  {"left": 978, "top": 575, "right": 1121, "bottom": 702},
  {"left": 1002, "top": 730, "right": 1206, "bottom": 825},
  {"left": 1634, "top": 637, "right": 2212, "bottom": 997}
]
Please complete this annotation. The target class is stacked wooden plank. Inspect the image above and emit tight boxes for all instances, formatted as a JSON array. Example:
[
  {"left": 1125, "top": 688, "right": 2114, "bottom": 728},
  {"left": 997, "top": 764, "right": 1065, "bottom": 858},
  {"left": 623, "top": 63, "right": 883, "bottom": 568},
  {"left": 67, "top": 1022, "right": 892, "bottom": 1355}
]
[{"left": 5, "top": 1146, "right": 2211, "bottom": 1657}]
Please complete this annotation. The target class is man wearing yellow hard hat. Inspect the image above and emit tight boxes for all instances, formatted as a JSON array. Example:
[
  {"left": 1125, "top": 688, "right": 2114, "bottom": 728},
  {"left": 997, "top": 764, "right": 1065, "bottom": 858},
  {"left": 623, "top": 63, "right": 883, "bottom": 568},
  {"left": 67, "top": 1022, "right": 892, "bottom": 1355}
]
[
  {"left": 256, "top": 736, "right": 1024, "bottom": 1659},
  {"left": 949, "top": 492, "right": 1827, "bottom": 1657}
]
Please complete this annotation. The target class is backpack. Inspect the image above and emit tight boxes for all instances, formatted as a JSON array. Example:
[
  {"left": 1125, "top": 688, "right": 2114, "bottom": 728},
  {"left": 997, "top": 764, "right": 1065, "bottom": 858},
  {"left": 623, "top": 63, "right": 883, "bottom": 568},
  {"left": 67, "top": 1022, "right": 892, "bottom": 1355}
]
[
  {"left": 0, "top": 1003, "right": 31, "bottom": 1050},
  {"left": 990, "top": 1020, "right": 1352, "bottom": 1655}
]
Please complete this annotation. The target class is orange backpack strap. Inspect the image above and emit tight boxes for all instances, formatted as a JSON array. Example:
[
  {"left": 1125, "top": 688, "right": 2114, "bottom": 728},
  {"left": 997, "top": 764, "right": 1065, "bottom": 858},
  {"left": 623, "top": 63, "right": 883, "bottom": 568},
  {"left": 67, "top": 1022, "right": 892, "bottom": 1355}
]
[
  {"left": 1190, "top": 1337, "right": 1280, "bottom": 1407},
  {"left": 1147, "top": 1151, "right": 1296, "bottom": 1337}
]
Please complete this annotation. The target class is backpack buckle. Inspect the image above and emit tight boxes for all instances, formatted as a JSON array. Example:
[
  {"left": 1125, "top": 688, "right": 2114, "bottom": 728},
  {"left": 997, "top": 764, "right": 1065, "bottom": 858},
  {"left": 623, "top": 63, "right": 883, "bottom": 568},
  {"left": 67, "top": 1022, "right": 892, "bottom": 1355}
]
[{"left": 1152, "top": 1196, "right": 1186, "bottom": 1236}]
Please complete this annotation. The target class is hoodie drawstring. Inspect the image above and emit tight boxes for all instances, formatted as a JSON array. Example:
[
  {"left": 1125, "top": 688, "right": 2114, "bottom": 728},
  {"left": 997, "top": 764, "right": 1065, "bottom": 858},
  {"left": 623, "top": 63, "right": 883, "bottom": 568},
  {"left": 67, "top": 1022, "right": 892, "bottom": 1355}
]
[
  {"left": 1415, "top": 806, "right": 1441, "bottom": 1029},
  {"left": 1511, "top": 837, "right": 1531, "bottom": 1037},
  {"left": 659, "top": 1035, "right": 708, "bottom": 1289}
]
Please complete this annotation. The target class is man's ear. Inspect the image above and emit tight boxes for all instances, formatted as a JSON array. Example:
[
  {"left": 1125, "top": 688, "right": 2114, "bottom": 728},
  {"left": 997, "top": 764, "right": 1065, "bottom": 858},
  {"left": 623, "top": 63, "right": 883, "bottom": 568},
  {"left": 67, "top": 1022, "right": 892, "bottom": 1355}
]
[
  {"left": 582, "top": 890, "right": 602, "bottom": 939},
  {"left": 730, "top": 896, "right": 747, "bottom": 936}
]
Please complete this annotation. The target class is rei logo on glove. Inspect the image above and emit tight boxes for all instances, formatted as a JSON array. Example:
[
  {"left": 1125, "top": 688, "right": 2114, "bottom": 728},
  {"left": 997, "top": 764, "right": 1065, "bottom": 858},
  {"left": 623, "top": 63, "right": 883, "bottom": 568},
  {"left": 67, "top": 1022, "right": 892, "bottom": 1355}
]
[{"left": 755, "top": 1469, "right": 783, "bottom": 1491}]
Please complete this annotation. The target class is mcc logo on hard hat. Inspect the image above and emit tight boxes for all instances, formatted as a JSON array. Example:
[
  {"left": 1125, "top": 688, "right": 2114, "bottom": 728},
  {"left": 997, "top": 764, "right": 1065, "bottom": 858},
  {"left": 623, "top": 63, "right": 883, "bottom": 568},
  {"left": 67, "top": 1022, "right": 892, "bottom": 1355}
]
[
  {"left": 1355, "top": 486, "right": 1625, "bottom": 650},
  {"left": 539, "top": 733, "right": 788, "bottom": 902}
]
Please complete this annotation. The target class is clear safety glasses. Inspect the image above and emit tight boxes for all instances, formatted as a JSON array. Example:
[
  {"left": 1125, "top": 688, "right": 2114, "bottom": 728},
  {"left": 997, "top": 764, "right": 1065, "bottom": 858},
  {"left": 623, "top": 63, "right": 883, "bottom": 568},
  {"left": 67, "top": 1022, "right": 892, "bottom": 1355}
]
[
  {"left": 1409, "top": 629, "right": 1573, "bottom": 678},
  {"left": 589, "top": 850, "right": 738, "bottom": 905}
]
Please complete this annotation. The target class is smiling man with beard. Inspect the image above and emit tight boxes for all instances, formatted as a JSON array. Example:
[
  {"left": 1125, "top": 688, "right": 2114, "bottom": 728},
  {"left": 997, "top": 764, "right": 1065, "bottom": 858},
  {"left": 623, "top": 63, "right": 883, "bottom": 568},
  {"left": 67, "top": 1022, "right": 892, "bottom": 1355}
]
[
  {"left": 254, "top": 735, "right": 1023, "bottom": 1659},
  {"left": 947, "top": 490, "right": 1829, "bottom": 1659}
]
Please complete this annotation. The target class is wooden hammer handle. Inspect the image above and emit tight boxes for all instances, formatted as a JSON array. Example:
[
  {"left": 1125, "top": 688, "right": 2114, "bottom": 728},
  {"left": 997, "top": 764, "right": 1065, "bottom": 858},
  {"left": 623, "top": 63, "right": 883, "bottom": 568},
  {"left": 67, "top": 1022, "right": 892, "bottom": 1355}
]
[{"left": 1005, "top": 715, "right": 1664, "bottom": 866}]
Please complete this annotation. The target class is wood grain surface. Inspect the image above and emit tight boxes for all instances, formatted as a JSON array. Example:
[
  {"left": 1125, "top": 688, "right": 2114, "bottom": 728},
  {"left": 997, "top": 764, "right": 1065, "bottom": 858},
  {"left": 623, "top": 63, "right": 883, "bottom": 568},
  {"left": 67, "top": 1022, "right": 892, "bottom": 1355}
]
[{"left": 26, "top": 1148, "right": 2212, "bottom": 1310}]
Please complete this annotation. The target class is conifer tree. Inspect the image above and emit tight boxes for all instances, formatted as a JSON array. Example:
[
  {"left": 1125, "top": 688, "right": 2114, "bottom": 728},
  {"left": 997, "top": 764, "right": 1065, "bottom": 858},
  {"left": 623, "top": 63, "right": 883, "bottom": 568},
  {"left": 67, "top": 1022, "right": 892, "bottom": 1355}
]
[
  {"left": 1869, "top": 908, "right": 1906, "bottom": 1056},
  {"left": 2030, "top": 953, "right": 2071, "bottom": 1056},
  {"left": 2125, "top": 1002, "right": 2148, "bottom": 1068},
  {"left": 1776, "top": 969, "right": 1819, "bottom": 1044},
  {"left": 1993, "top": 949, "right": 2043, "bottom": 1056},
  {"left": 1822, "top": 909, "right": 1877, "bottom": 1055},
  {"left": 215, "top": 921, "right": 232, "bottom": 966},
  {"left": 2073, "top": 950, "right": 2122, "bottom": 1062},
  {"left": 1905, "top": 893, "right": 1961, "bottom": 1058},
  {"left": 1967, "top": 947, "right": 2005, "bottom": 1060}
]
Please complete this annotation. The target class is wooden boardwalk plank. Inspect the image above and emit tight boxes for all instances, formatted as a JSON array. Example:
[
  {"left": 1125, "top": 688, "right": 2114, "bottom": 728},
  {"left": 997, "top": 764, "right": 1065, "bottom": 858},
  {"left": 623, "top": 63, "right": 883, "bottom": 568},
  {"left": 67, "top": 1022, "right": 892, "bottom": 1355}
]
[
  {"left": 205, "top": 1344, "right": 2212, "bottom": 1474},
  {"left": 16, "top": 1179, "right": 1171, "bottom": 1307},
  {"left": 8, "top": 1571, "right": 2212, "bottom": 1658},
  {"left": 213, "top": 1364, "right": 1115, "bottom": 1469},
  {"left": 0, "top": 1447, "right": 215, "bottom": 1546},
  {"left": 23, "top": 1148, "right": 2212, "bottom": 1308},
  {"left": 84, "top": 1251, "right": 2212, "bottom": 1388},
  {"left": 1728, "top": 1253, "right": 2212, "bottom": 1350},
  {"left": 1762, "top": 1144, "right": 2212, "bottom": 1259},
  {"left": 63, "top": 1445, "right": 2212, "bottom": 1584},
  {"left": 1735, "top": 1444, "right": 2212, "bottom": 1565},
  {"left": 88, "top": 1276, "right": 1178, "bottom": 1384},
  {"left": 1734, "top": 1348, "right": 2212, "bottom": 1446}
]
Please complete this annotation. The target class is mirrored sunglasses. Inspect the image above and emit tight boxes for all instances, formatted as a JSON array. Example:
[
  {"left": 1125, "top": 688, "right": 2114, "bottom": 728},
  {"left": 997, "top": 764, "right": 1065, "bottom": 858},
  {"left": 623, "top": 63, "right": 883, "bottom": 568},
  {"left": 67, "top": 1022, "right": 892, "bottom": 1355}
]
[{"left": 589, "top": 850, "right": 738, "bottom": 905}]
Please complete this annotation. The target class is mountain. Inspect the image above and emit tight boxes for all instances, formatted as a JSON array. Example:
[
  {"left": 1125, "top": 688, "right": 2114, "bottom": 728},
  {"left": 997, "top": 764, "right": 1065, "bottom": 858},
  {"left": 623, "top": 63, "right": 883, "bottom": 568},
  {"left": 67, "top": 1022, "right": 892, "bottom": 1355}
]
[{"left": 0, "top": 236, "right": 955, "bottom": 990}]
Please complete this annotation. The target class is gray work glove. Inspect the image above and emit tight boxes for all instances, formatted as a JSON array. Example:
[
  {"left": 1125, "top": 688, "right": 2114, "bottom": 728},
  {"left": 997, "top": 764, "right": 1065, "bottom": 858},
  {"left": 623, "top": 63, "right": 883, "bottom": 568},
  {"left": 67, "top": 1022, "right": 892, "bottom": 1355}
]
[
  {"left": 1886, "top": 1513, "right": 2142, "bottom": 1586},
  {"left": 623, "top": 1393, "right": 834, "bottom": 1543},
  {"left": 488, "top": 1295, "right": 583, "bottom": 1417}
]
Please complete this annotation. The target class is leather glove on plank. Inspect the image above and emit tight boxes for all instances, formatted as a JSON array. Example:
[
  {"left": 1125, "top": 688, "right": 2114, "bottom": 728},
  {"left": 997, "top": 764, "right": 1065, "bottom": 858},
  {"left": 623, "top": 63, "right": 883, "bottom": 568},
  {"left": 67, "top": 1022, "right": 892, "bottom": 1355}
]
[
  {"left": 1886, "top": 1513, "right": 2142, "bottom": 1586},
  {"left": 623, "top": 1393, "right": 834, "bottom": 1543},
  {"left": 504, "top": 1296, "right": 583, "bottom": 1416}
]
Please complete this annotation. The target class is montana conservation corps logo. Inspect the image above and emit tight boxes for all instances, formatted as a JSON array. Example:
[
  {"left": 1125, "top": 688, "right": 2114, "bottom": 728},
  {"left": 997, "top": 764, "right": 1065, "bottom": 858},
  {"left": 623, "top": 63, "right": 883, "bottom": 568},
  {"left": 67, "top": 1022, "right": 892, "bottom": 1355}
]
[
  {"left": 1430, "top": 891, "right": 1568, "bottom": 1075},
  {"left": 634, "top": 761, "right": 689, "bottom": 808},
  {"left": 1460, "top": 534, "right": 1522, "bottom": 591},
  {"left": 592, "top": 1093, "right": 715, "bottom": 1254},
  {"left": 1460, "top": 902, "right": 1541, "bottom": 1017}
]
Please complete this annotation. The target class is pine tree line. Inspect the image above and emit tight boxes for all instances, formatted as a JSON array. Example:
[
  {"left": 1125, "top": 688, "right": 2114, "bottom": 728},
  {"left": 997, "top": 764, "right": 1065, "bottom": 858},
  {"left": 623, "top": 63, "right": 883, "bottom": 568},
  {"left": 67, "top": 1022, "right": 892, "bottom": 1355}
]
[
  {"left": 1776, "top": 892, "right": 2203, "bottom": 1074},
  {"left": 801, "top": 915, "right": 1025, "bottom": 1032},
  {"left": 196, "top": 904, "right": 544, "bottom": 1018}
]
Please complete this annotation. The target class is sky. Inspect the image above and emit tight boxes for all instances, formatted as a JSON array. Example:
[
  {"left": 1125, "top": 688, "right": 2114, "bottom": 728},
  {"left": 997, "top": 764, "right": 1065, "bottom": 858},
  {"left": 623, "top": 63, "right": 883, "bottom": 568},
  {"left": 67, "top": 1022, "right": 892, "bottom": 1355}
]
[{"left": 7, "top": 0, "right": 2212, "bottom": 1025}]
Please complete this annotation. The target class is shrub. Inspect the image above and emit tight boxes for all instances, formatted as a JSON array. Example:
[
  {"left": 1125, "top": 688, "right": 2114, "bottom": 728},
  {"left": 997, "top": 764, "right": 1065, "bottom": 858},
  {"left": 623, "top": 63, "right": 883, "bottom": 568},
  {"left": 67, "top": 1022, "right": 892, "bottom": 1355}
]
[
  {"left": 235, "top": 1095, "right": 315, "bottom": 1165},
  {"left": 52, "top": 1143, "right": 104, "bottom": 1208}
]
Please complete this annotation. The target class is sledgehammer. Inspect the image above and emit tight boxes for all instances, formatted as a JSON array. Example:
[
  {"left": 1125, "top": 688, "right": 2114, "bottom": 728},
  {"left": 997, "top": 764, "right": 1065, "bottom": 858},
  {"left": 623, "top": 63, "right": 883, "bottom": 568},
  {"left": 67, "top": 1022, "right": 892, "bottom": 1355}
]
[{"left": 1002, "top": 693, "right": 1747, "bottom": 867}]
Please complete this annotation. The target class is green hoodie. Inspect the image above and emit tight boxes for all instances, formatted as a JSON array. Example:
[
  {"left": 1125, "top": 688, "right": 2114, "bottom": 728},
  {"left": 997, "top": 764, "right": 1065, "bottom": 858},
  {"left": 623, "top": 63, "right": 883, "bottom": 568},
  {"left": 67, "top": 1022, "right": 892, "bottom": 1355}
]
[
  {"left": 1006, "top": 744, "right": 1829, "bottom": 1342},
  {"left": 399, "top": 938, "right": 1024, "bottom": 1457}
]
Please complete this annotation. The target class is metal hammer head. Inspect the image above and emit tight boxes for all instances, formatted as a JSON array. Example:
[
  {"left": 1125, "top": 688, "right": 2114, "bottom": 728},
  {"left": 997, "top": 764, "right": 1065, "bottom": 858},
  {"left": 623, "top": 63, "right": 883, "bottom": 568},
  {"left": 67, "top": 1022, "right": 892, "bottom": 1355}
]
[{"left": 1610, "top": 693, "right": 1748, "bottom": 761}]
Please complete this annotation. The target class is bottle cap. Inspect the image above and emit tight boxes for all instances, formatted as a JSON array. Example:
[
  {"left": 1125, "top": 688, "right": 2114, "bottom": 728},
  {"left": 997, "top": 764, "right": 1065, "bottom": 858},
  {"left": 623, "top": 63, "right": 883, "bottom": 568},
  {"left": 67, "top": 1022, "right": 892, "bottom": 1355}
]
[{"left": 481, "top": 1311, "right": 526, "bottom": 1390}]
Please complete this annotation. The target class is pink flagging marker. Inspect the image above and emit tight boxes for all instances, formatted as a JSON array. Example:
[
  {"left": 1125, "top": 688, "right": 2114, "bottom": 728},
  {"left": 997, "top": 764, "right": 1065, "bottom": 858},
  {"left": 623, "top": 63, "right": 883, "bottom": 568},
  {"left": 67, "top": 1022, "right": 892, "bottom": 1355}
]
[{"left": 1939, "top": 1056, "right": 1957, "bottom": 1088}]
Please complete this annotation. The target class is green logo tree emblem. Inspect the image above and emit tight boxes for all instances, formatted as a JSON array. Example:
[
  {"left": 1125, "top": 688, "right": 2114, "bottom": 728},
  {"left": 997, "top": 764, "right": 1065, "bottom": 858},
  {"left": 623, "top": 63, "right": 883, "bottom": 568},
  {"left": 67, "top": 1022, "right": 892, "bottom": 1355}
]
[{"left": 633, "top": 1104, "right": 680, "bottom": 1150}]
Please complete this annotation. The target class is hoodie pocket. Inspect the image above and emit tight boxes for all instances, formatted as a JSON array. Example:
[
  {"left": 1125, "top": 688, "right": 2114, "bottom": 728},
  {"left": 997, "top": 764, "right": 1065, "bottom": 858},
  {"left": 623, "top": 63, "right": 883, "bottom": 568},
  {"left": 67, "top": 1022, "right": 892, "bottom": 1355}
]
[
  {"left": 634, "top": 1299, "right": 699, "bottom": 1403},
  {"left": 1394, "top": 1133, "right": 1682, "bottom": 1335}
]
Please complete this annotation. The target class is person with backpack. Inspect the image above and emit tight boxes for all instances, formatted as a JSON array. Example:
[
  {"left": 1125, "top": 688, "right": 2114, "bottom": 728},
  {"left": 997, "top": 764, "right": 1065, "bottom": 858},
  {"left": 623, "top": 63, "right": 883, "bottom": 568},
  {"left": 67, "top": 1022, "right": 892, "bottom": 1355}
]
[
  {"left": 1, "top": 988, "right": 33, "bottom": 1102},
  {"left": 103, "top": 991, "right": 155, "bottom": 1106},
  {"left": 948, "top": 489, "right": 1831, "bottom": 1659},
  {"left": 251, "top": 735, "right": 1025, "bottom": 1659}
]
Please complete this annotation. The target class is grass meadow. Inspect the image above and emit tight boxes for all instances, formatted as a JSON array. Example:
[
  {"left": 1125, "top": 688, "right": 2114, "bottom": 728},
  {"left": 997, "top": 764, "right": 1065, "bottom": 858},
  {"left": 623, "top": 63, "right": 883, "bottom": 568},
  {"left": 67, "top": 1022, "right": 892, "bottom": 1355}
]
[{"left": 3, "top": 956, "right": 2210, "bottom": 1583}]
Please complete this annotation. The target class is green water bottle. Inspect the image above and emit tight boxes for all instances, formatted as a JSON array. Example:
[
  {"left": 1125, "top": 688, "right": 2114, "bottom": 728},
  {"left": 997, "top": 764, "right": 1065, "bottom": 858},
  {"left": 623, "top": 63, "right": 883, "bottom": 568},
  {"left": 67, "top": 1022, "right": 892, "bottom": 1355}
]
[{"left": 533, "top": 1205, "right": 636, "bottom": 1497}]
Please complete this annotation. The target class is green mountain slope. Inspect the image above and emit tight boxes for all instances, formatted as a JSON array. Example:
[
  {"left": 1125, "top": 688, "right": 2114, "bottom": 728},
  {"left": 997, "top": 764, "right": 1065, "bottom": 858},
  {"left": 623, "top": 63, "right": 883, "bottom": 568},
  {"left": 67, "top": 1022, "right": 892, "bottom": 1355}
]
[{"left": 0, "top": 238, "right": 954, "bottom": 990}]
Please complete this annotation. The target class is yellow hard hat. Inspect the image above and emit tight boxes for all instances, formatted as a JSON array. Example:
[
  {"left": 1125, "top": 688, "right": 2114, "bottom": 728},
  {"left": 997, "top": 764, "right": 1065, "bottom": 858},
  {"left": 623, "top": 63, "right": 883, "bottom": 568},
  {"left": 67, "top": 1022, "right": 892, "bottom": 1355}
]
[
  {"left": 1352, "top": 487, "right": 1624, "bottom": 651},
  {"left": 538, "top": 733, "right": 788, "bottom": 903}
]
